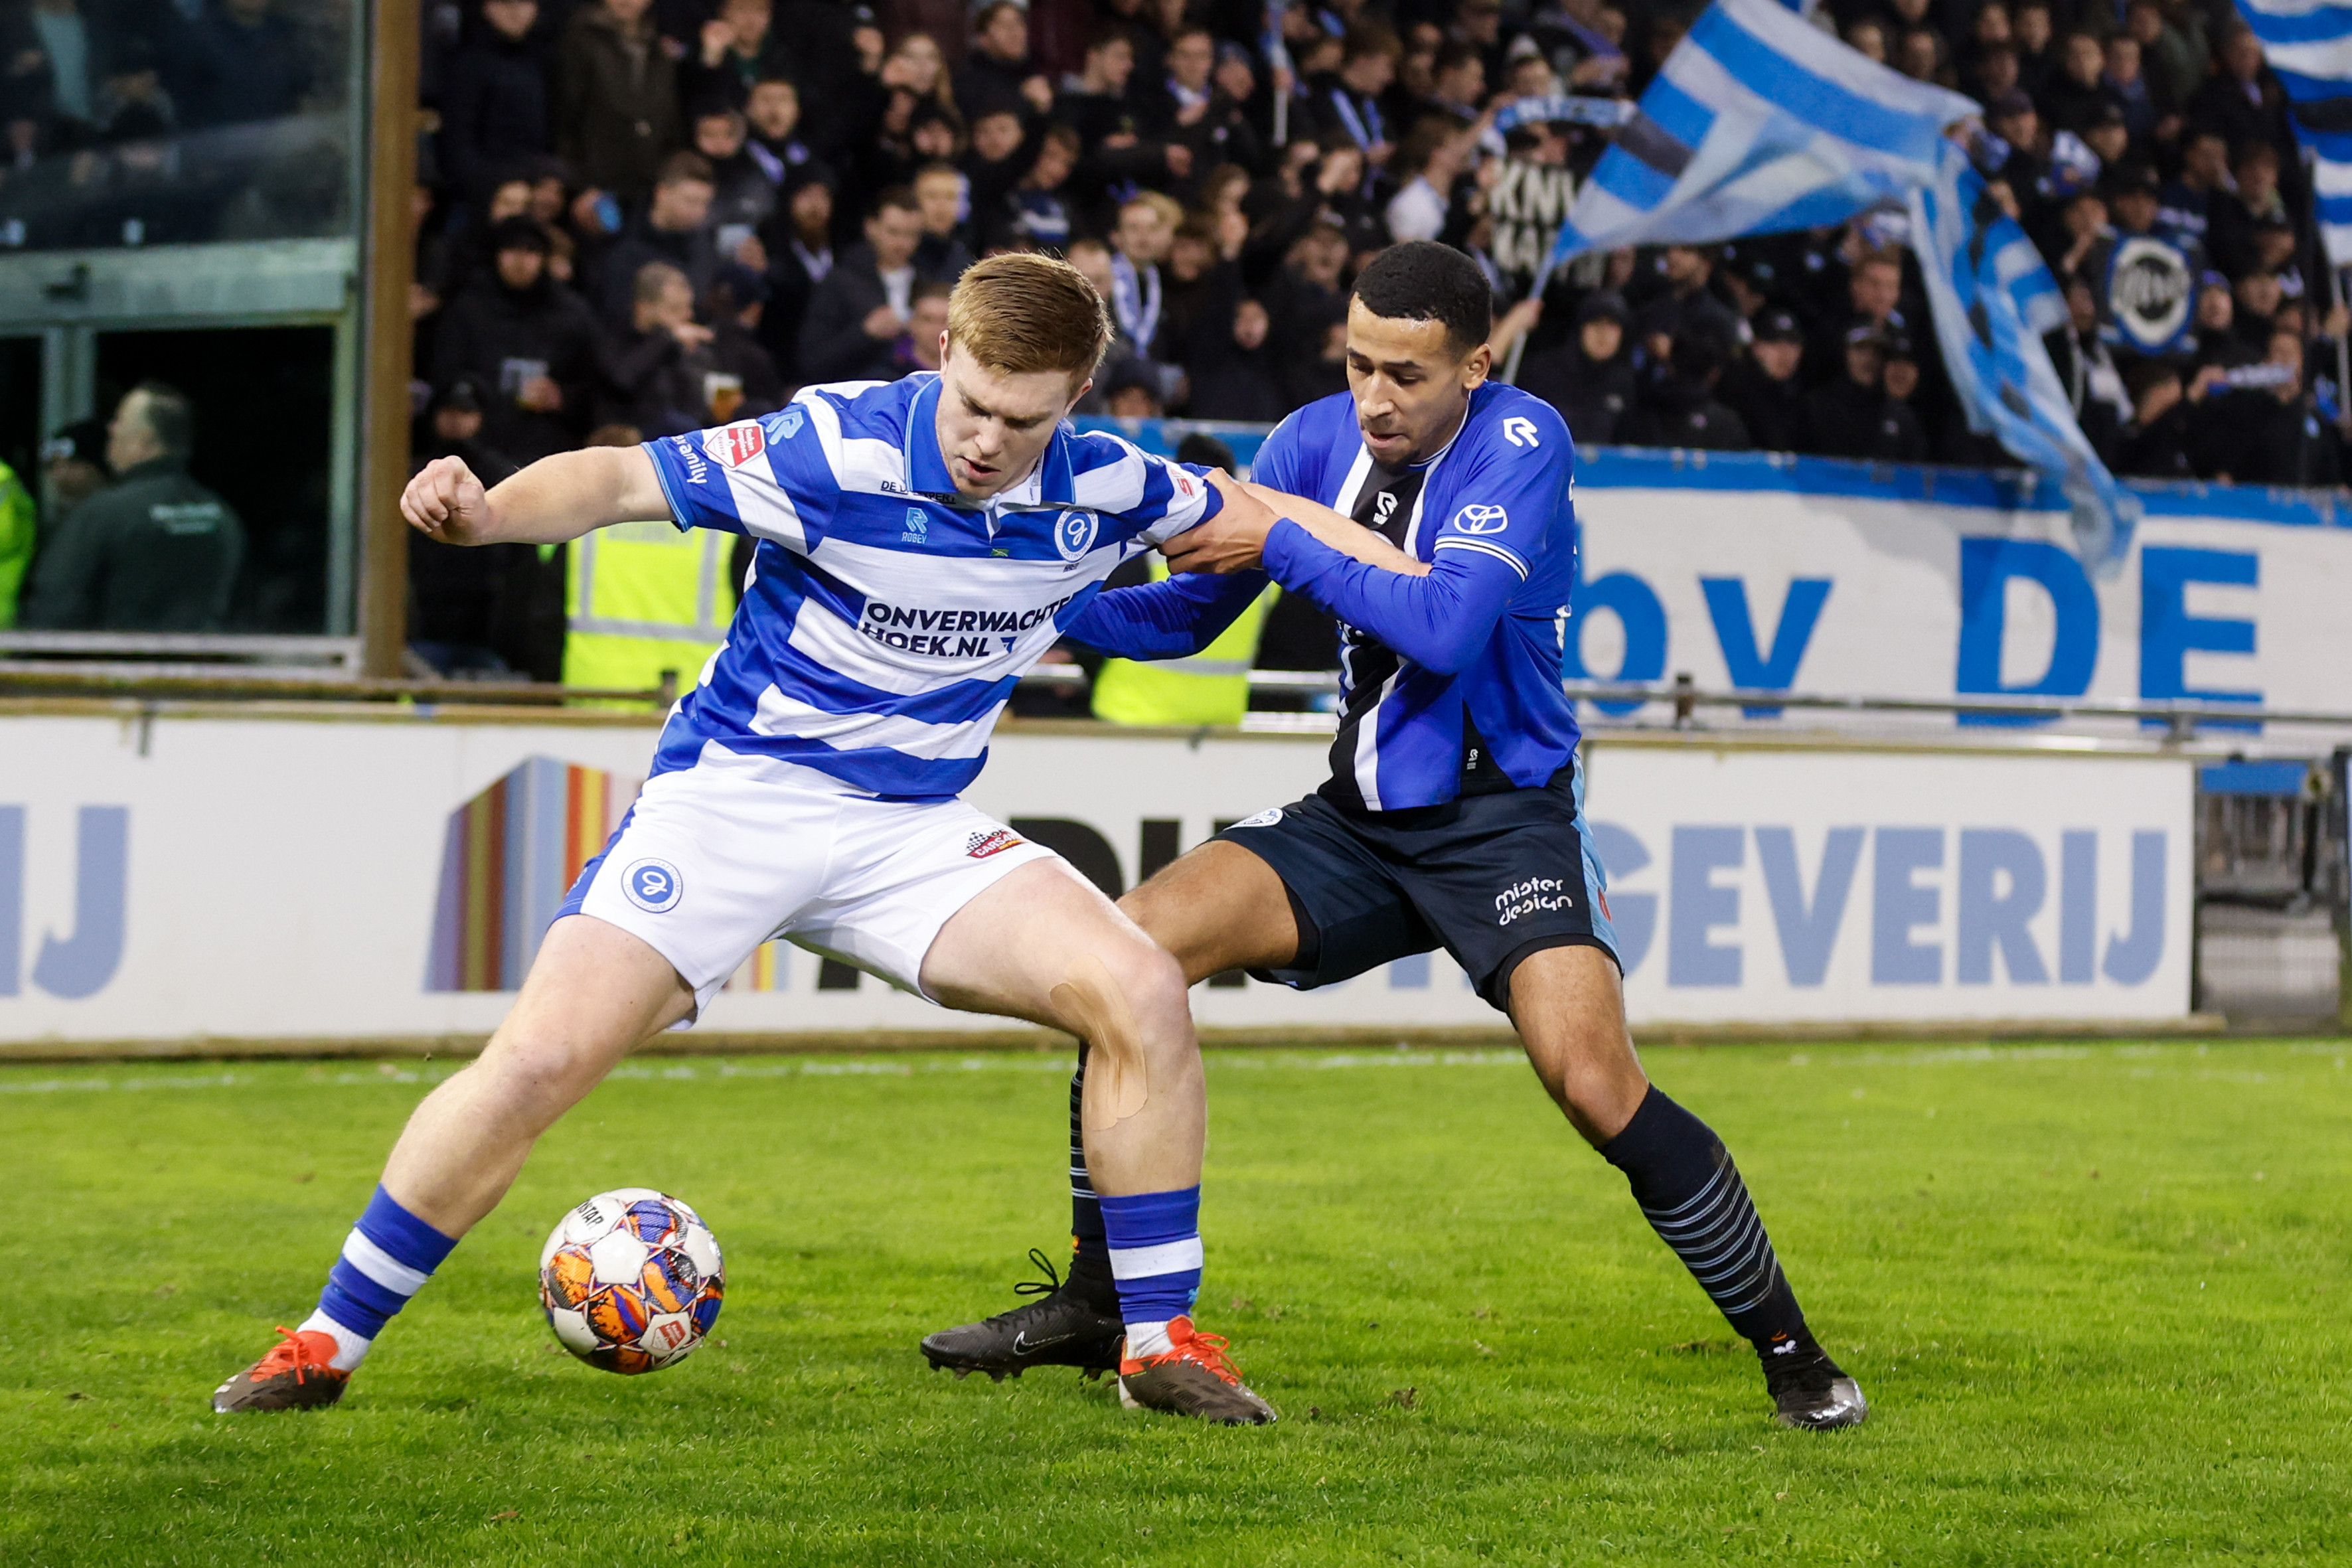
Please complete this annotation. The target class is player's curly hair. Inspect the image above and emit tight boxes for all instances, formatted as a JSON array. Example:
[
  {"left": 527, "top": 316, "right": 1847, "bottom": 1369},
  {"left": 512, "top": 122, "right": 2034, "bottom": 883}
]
[{"left": 945, "top": 252, "right": 1115, "bottom": 384}]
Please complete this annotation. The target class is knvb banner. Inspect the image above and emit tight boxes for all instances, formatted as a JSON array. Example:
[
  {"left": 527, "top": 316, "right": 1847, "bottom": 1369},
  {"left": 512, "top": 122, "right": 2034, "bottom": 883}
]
[{"left": 0, "top": 712, "right": 2189, "bottom": 1044}]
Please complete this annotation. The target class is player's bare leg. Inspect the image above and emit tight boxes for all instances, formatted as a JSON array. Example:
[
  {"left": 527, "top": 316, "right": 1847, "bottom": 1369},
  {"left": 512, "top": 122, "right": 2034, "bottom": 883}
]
[
  {"left": 917, "top": 856, "right": 1273, "bottom": 1422},
  {"left": 919, "top": 843, "right": 1296, "bottom": 1387},
  {"left": 1506, "top": 945, "right": 1866, "bottom": 1429},
  {"left": 212, "top": 916, "right": 693, "bottom": 1411}
]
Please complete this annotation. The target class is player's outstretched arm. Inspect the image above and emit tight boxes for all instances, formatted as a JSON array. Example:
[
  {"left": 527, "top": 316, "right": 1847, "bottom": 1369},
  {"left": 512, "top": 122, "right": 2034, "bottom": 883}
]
[
  {"left": 1162, "top": 474, "right": 1429, "bottom": 578},
  {"left": 1240, "top": 482, "right": 1430, "bottom": 577},
  {"left": 401, "top": 447, "right": 673, "bottom": 547}
]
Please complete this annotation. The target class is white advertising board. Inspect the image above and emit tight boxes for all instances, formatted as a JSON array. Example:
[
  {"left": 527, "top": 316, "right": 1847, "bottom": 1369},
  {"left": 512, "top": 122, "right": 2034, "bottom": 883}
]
[{"left": 0, "top": 712, "right": 2189, "bottom": 1046}]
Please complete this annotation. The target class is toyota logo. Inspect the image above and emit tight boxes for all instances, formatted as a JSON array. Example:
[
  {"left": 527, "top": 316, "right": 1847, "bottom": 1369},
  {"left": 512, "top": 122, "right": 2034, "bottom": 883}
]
[{"left": 1452, "top": 504, "right": 1510, "bottom": 534}]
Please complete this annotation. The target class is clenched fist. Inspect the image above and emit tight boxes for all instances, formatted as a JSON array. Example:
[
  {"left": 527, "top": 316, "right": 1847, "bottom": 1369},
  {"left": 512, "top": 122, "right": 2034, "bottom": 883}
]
[{"left": 402, "top": 455, "right": 493, "bottom": 545}]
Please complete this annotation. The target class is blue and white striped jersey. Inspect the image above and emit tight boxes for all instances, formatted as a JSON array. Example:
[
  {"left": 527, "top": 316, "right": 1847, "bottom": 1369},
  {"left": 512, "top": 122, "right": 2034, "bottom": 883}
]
[
  {"left": 639, "top": 372, "right": 1217, "bottom": 799},
  {"left": 1068, "top": 381, "right": 1579, "bottom": 811}
]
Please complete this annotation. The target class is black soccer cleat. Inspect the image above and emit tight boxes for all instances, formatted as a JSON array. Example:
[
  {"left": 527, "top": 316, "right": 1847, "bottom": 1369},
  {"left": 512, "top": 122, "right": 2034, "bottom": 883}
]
[
  {"left": 921, "top": 1247, "right": 1125, "bottom": 1380},
  {"left": 1761, "top": 1338, "right": 1869, "bottom": 1430}
]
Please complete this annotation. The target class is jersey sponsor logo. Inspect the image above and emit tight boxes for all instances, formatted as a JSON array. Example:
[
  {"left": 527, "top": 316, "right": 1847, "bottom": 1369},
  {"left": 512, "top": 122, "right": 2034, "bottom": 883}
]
[
  {"left": 1229, "top": 807, "right": 1284, "bottom": 829},
  {"left": 902, "top": 507, "right": 929, "bottom": 545},
  {"left": 622, "top": 858, "right": 684, "bottom": 914},
  {"left": 1452, "top": 503, "right": 1510, "bottom": 534},
  {"left": 775, "top": 404, "right": 805, "bottom": 440},
  {"left": 1175, "top": 471, "right": 1196, "bottom": 497},
  {"left": 1052, "top": 509, "right": 1099, "bottom": 560},
  {"left": 858, "top": 593, "right": 1076, "bottom": 657},
  {"left": 668, "top": 433, "right": 711, "bottom": 486},
  {"left": 1372, "top": 492, "right": 1398, "bottom": 527},
  {"left": 704, "top": 421, "right": 766, "bottom": 469},
  {"left": 1494, "top": 875, "right": 1571, "bottom": 925},
  {"left": 1501, "top": 416, "right": 1541, "bottom": 448},
  {"left": 965, "top": 828, "right": 1026, "bottom": 858}
]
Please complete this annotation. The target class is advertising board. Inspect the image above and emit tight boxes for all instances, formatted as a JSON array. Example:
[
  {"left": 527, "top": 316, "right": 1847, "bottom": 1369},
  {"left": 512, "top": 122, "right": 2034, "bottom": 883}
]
[{"left": 0, "top": 712, "right": 2191, "bottom": 1046}]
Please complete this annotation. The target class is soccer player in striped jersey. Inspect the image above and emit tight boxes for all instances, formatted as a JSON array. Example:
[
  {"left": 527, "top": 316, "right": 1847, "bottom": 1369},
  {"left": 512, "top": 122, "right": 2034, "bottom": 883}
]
[
  {"left": 920, "top": 242, "right": 1867, "bottom": 1431},
  {"left": 211, "top": 254, "right": 1283, "bottom": 1423}
]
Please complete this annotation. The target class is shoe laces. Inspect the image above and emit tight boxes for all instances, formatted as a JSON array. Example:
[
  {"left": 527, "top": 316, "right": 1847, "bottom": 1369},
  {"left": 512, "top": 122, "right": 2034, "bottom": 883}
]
[
  {"left": 1011, "top": 1247, "right": 1065, "bottom": 1301},
  {"left": 254, "top": 1325, "right": 337, "bottom": 1385},
  {"left": 1146, "top": 1319, "right": 1245, "bottom": 1387}
]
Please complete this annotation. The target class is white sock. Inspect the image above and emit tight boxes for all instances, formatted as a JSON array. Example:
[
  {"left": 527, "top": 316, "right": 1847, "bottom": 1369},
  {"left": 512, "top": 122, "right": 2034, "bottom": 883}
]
[
  {"left": 1125, "top": 1320, "right": 1174, "bottom": 1359},
  {"left": 298, "top": 1310, "right": 374, "bottom": 1372}
]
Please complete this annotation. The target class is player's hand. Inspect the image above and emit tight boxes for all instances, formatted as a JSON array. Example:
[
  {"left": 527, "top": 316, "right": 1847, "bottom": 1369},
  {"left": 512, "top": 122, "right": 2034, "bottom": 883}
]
[
  {"left": 1164, "top": 469, "right": 1277, "bottom": 574},
  {"left": 402, "top": 455, "right": 494, "bottom": 546}
]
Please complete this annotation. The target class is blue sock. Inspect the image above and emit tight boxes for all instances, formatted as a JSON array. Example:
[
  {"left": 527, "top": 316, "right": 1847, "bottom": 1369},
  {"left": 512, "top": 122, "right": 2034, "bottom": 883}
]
[
  {"left": 299, "top": 1186, "right": 459, "bottom": 1371},
  {"left": 1099, "top": 1186, "right": 1202, "bottom": 1358}
]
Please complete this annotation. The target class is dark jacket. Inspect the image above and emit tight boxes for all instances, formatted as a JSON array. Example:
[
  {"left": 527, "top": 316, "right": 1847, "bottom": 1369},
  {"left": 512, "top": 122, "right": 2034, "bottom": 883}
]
[
  {"left": 1802, "top": 377, "right": 1928, "bottom": 463},
  {"left": 439, "top": 33, "right": 552, "bottom": 200},
  {"left": 181, "top": 7, "right": 309, "bottom": 128},
  {"left": 597, "top": 218, "right": 720, "bottom": 328},
  {"left": 1618, "top": 376, "right": 1751, "bottom": 451},
  {"left": 554, "top": 5, "right": 680, "bottom": 202},
  {"left": 797, "top": 243, "right": 911, "bottom": 384},
  {"left": 430, "top": 275, "right": 602, "bottom": 463},
  {"left": 1517, "top": 344, "right": 1638, "bottom": 447},
  {"left": 19, "top": 457, "right": 244, "bottom": 631},
  {"left": 1718, "top": 359, "right": 1810, "bottom": 452}
]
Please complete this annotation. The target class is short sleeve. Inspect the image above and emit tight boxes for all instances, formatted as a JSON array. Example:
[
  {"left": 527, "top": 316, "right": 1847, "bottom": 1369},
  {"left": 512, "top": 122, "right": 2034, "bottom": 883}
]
[
  {"left": 1066, "top": 430, "right": 1223, "bottom": 548},
  {"left": 640, "top": 401, "right": 836, "bottom": 552},
  {"left": 1425, "top": 401, "right": 1571, "bottom": 582}
]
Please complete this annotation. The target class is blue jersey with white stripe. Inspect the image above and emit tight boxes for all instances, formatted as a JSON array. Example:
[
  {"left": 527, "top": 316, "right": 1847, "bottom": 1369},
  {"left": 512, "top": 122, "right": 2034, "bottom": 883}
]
[
  {"left": 1069, "top": 380, "right": 1579, "bottom": 811},
  {"left": 640, "top": 373, "right": 1217, "bottom": 799}
]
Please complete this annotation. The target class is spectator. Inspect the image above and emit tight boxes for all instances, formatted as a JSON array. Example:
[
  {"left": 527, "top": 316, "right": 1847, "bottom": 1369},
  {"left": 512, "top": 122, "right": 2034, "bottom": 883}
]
[
  {"left": 406, "top": 379, "right": 540, "bottom": 679},
  {"left": 1385, "top": 117, "right": 1466, "bottom": 244},
  {"left": 2210, "top": 330, "right": 2341, "bottom": 487},
  {"left": 1804, "top": 325, "right": 1926, "bottom": 462},
  {"left": 1810, "top": 252, "right": 1909, "bottom": 383},
  {"left": 2124, "top": 0, "right": 2205, "bottom": 121},
  {"left": 741, "top": 77, "right": 820, "bottom": 196},
  {"left": 2189, "top": 25, "right": 2293, "bottom": 169},
  {"left": 1632, "top": 244, "right": 1740, "bottom": 363},
  {"left": 439, "top": 0, "right": 550, "bottom": 203},
  {"left": 183, "top": 0, "right": 311, "bottom": 129},
  {"left": 1520, "top": 290, "right": 1638, "bottom": 447},
  {"left": 39, "top": 418, "right": 112, "bottom": 516},
  {"left": 19, "top": 382, "right": 244, "bottom": 632},
  {"left": 679, "top": 0, "right": 783, "bottom": 111},
  {"left": 596, "top": 151, "right": 720, "bottom": 326},
  {"left": 2191, "top": 272, "right": 2258, "bottom": 370},
  {"left": 1186, "top": 295, "right": 1287, "bottom": 422},
  {"left": 2040, "top": 31, "right": 2119, "bottom": 137},
  {"left": 898, "top": 281, "right": 953, "bottom": 376},
  {"left": 1109, "top": 193, "right": 1174, "bottom": 360},
  {"left": 1622, "top": 326, "right": 1749, "bottom": 450},
  {"left": 2115, "top": 358, "right": 2205, "bottom": 479},
  {"left": 430, "top": 214, "right": 599, "bottom": 462},
  {"left": 796, "top": 186, "right": 923, "bottom": 383},
  {"left": 692, "top": 104, "right": 775, "bottom": 256},
  {"left": 1152, "top": 23, "right": 1263, "bottom": 183},
  {"left": 2045, "top": 276, "right": 2130, "bottom": 461},
  {"left": 910, "top": 161, "right": 976, "bottom": 282},
  {"left": 2158, "top": 130, "right": 2229, "bottom": 252},
  {"left": 1719, "top": 307, "right": 1809, "bottom": 452},
  {"left": 761, "top": 170, "right": 834, "bottom": 379},
  {"left": 555, "top": 0, "right": 680, "bottom": 204},
  {"left": 599, "top": 260, "right": 718, "bottom": 435},
  {"left": 2209, "top": 140, "right": 2288, "bottom": 282},
  {"left": 1306, "top": 25, "right": 1400, "bottom": 177},
  {"left": 1056, "top": 29, "right": 1182, "bottom": 222},
  {"left": 956, "top": 0, "right": 1051, "bottom": 121},
  {"left": 1000, "top": 121, "right": 1081, "bottom": 250}
]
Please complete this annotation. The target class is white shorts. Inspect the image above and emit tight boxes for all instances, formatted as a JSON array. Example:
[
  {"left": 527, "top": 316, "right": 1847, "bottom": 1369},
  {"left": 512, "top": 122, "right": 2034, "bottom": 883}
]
[{"left": 558, "top": 750, "right": 1060, "bottom": 1015}]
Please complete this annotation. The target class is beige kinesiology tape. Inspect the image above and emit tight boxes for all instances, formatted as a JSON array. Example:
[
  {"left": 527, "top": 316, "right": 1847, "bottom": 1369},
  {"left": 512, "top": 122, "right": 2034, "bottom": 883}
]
[{"left": 1050, "top": 955, "right": 1153, "bottom": 1132}]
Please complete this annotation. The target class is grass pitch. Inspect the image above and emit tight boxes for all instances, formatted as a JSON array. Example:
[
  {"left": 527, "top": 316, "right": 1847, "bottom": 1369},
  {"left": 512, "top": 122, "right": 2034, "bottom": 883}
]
[{"left": 2, "top": 1039, "right": 2347, "bottom": 1567}]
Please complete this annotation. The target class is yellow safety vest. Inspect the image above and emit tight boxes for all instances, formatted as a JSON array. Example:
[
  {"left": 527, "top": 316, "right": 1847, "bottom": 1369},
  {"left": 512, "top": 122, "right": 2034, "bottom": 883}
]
[
  {"left": 563, "top": 520, "right": 734, "bottom": 693},
  {"left": 1090, "top": 559, "right": 1278, "bottom": 728}
]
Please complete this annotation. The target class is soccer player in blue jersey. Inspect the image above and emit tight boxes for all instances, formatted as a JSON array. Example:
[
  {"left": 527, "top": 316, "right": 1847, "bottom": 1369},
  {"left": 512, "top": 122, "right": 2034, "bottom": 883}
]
[
  {"left": 212, "top": 254, "right": 1308, "bottom": 1423},
  {"left": 921, "top": 242, "right": 1867, "bottom": 1430}
]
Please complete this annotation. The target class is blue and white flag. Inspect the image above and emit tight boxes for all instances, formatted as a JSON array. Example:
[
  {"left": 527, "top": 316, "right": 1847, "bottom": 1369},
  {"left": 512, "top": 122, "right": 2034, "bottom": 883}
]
[
  {"left": 1545, "top": 0, "right": 1976, "bottom": 269},
  {"left": 2231, "top": 0, "right": 2352, "bottom": 264},
  {"left": 1910, "top": 139, "right": 2140, "bottom": 572}
]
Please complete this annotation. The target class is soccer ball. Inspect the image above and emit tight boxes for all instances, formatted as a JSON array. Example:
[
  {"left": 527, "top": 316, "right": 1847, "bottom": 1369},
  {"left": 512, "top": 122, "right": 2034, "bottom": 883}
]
[{"left": 539, "top": 1188, "right": 724, "bottom": 1374}]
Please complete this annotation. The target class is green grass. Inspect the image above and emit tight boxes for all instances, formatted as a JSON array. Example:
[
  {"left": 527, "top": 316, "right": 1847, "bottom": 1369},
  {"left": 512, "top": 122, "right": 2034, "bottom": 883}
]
[{"left": 2, "top": 1040, "right": 2347, "bottom": 1566}]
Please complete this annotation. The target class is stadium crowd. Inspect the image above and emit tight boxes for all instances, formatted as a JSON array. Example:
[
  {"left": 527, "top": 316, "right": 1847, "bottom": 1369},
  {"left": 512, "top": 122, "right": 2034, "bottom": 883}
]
[{"left": 4, "top": 0, "right": 2347, "bottom": 654}]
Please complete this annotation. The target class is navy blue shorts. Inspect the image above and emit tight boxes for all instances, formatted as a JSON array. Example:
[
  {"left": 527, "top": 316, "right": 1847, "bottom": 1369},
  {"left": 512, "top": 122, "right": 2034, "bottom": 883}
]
[{"left": 1214, "top": 762, "right": 1620, "bottom": 1014}]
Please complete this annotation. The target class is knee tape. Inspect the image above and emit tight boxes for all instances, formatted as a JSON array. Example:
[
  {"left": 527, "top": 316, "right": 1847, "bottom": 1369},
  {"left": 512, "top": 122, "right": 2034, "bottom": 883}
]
[{"left": 1051, "top": 954, "right": 1153, "bottom": 1132}]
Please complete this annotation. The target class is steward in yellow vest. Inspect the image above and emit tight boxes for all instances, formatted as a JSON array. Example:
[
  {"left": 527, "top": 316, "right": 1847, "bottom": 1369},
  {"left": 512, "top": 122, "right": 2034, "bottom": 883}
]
[
  {"left": 1089, "top": 557, "right": 1277, "bottom": 727},
  {"left": 562, "top": 518, "right": 736, "bottom": 694}
]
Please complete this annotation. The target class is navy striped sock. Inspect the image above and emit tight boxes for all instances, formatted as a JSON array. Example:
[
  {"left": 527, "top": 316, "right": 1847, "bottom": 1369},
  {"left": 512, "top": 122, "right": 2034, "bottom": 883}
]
[
  {"left": 1602, "top": 1087, "right": 1810, "bottom": 1351},
  {"left": 301, "top": 1186, "right": 458, "bottom": 1371},
  {"left": 1069, "top": 1044, "right": 1106, "bottom": 1261}
]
